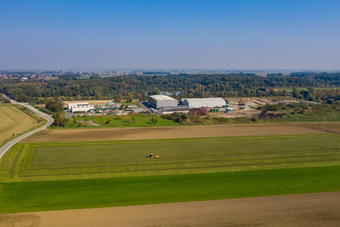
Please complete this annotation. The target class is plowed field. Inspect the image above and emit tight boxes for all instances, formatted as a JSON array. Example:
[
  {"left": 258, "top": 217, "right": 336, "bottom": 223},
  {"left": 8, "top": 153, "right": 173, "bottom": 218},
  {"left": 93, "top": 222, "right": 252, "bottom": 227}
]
[
  {"left": 1, "top": 192, "right": 339, "bottom": 227},
  {"left": 23, "top": 123, "right": 336, "bottom": 142}
]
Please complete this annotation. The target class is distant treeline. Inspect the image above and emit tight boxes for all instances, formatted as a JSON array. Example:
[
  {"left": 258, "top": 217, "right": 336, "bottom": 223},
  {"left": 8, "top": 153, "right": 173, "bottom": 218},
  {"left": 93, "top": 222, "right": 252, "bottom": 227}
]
[{"left": 0, "top": 73, "right": 339, "bottom": 104}]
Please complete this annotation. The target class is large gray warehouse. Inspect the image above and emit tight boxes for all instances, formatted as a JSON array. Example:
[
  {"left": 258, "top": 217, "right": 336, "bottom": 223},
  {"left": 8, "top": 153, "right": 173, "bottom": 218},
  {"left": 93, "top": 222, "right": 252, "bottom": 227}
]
[
  {"left": 148, "top": 95, "right": 178, "bottom": 108},
  {"left": 182, "top": 98, "right": 226, "bottom": 108}
]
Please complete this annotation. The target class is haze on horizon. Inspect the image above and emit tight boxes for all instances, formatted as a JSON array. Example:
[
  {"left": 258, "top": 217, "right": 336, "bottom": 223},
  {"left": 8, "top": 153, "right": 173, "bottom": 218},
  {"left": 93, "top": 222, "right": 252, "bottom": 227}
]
[{"left": 1, "top": 0, "right": 340, "bottom": 71}]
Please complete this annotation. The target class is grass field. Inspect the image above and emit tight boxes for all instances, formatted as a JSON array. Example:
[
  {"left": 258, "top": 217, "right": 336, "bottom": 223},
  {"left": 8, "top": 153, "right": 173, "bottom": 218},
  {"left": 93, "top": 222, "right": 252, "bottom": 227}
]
[
  {"left": 1, "top": 134, "right": 339, "bottom": 182},
  {"left": 0, "top": 165, "right": 339, "bottom": 214},
  {"left": 0, "top": 104, "right": 39, "bottom": 144},
  {"left": 67, "top": 113, "right": 181, "bottom": 128},
  {"left": 25, "top": 123, "right": 335, "bottom": 143},
  {"left": 1, "top": 133, "right": 339, "bottom": 214}
]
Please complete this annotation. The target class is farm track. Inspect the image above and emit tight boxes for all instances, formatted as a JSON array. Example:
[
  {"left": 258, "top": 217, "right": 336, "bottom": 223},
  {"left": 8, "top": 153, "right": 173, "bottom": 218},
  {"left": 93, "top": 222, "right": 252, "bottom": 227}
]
[
  {"left": 1, "top": 191, "right": 339, "bottom": 226},
  {"left": 23, "top": 122, "right": 339, "bottom": 142}
]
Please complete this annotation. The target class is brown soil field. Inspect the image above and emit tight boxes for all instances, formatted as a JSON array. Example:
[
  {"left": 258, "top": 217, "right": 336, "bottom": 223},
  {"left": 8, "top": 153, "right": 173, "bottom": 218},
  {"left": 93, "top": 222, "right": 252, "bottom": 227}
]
[
  {"left": 299, "top": 122, "right": 340, "bottom": 135},
  {"left": 0, "top": 105, "right": 38, "bottom": 144},
  {"left": 212, "top": 108, "right": 262, "bottom": 118},
  {"left": 1, "top": 192, "right": 339, "bottom": 227},
  {"left": 23, "top": 123, "right": 337, "bottom": 142}
]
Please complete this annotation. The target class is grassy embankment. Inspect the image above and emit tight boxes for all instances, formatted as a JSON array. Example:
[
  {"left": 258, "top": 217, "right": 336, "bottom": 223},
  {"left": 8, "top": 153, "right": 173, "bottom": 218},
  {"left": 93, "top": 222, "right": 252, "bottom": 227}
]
[
  {"left": 277, "top": 109, "right": 340, "bottom": 122},
  {"left": 0, "top": 133, "right": 339, "bottom": 213},
  {"left": 0, "top": 104, "right": 46, "bottom": 145}
]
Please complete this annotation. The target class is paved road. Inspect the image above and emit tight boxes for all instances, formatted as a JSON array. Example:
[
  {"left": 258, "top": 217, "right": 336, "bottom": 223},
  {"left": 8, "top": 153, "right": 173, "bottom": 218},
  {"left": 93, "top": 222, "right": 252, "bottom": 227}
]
[{"left": 0, "top": 95, "right": 54, "bottom": 160}]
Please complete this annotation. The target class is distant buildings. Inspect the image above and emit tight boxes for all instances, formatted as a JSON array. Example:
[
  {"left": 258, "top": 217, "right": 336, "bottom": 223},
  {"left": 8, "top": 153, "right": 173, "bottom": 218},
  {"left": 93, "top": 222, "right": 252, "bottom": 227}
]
[
  {"left": 181, "top": 98, "right": 226, "bottom": 108},
  {"left": 67, "top": 103, "right": 94, "bottom": 113},
  {"left": 65, "top": 95, "right": 227, "bottom": 115},
  {"left": 148, "top": 95, "right": 227, "bottom": 114},
  {"left": 148, "top": 95, "right": 178, "bottom": 108},
  {"left": 158, "top": 105, "right": 189, "bottom": 114}
]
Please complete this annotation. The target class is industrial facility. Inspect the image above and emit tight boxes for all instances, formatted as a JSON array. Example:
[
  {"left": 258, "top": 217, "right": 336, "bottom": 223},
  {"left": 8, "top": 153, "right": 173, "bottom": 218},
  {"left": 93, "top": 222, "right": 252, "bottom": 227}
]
[
  {"left": 158, "top": 105, "right": 189, "bottom": 114},
  {"left": 67, "top": 103, "right": 94, "bottom": 113},
  {"left": 181, "top": 98, "right": 226, "bottom": 108},
  {"left": 66, "top": 95, "right": 227, "bottom": 115},
  {"left": 148, "top": 95, "right": 178, "bottom": 108},
  {"left": 147, "top": 95, "right": 228, "bottom": 113}
]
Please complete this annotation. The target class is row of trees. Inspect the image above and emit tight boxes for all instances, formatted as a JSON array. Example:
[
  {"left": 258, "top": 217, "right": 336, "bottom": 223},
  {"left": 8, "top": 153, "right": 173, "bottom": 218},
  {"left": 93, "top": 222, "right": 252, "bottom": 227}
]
[
  {"left": 0, "top": 73, "right": 339, "bottom": 103},
  {"left": 292, "top": 88, "right": 340, "bottom": 104}
]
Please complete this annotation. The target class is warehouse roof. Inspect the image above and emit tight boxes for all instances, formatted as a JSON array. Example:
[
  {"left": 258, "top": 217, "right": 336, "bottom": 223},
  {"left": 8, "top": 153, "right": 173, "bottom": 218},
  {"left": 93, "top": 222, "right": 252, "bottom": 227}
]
[
  {"left": 182, "top": 98, "right": 226, "bottom": 107},
  {"left": 149, "top": 95, "right": 176, "bottom": 101}
]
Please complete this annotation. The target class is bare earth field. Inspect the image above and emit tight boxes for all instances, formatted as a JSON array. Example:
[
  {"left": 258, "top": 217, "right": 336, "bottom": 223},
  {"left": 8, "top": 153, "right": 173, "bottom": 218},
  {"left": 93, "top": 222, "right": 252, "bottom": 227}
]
[
  {"left": 1, "top": 191, "right": 339, "bottom": 227},
  {"left": 22, "top": 123, "right": 337, "bottom": 142},
  {"left": 0, "top": 105, "right": 38, "bottom": 144},
  {"left": 300, "top": 123, "right": 340, "bottom": 135}
]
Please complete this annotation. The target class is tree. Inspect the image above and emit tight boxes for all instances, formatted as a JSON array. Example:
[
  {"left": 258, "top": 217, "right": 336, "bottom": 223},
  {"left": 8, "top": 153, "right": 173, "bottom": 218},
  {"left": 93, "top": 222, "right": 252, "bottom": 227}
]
[
  {"left": 292, "top": 88, "right": 299, "bottom": 98},
  {"left": 150, "top": 117, "right": 158, "bottom": 124},
  {"left": 54, "top": 113, "right": 68, "bottom": 127},
  {"left": 3, "top": 97, "right": 11, "bottom": 103},
  {"left": 116, "top": 94, "right": 123, "bottom": 103},
  {"left": 45, "top": 98, "right": 64, "bottom": 113},
  {"left": 37, "top": 97, "right": 45, "bottom": 104},
  {"left": 127, "top": 92, "right": 133, "bottom": 103}
]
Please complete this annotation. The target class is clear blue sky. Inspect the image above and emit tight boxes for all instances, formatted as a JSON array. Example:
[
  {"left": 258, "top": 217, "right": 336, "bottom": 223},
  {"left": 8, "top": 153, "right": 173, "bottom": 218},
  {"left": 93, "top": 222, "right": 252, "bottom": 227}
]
[{"left": 1, "top": 0, "right": 340, "bottom": 70}]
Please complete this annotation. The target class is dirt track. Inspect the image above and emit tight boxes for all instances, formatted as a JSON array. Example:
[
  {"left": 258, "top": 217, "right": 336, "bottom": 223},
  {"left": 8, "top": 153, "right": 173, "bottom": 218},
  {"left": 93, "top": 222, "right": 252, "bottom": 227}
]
[
  {"left": 23, "top": 123, "right": 339, "bottom": 142},
  {"left": 1, "top": 191, "right": 339, "bottom": 227}
]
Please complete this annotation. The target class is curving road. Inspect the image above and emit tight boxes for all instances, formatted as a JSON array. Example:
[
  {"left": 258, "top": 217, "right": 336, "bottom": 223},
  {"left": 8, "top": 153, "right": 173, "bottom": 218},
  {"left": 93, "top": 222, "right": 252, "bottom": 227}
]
[{"left": 0, "top": 95, "right": 54, "bottom": 160}]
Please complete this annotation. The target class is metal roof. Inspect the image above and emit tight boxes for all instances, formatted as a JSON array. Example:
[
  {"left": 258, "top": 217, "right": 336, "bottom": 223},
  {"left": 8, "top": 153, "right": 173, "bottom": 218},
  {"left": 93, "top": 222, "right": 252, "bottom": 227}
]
[
  {"left": 149, "top": 95, "right": 176, "bottom": 101},
  {"left": 183, "top": 98, "right": 226, "bottom": 108}
]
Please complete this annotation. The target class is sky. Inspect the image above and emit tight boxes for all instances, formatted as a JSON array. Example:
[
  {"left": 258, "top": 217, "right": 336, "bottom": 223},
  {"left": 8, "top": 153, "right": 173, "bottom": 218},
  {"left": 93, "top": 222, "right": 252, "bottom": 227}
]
[{"left": 0, "top": 0, "right": 340, "bottom": 70}]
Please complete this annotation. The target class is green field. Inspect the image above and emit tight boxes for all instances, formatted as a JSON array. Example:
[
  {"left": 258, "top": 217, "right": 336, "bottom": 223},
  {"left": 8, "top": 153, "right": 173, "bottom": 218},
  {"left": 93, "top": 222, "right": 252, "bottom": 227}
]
[
  {"left": 67, "top": 113, "right": 181, "bottom": 128},
  {"left": 1, "top": 165, "right": 340, "bottom": 213},
  {"left": 0, "top": 133, "right": 340, "bottom": 213},
  {"left": 1, "top": 134, "right": 339, "bottom": 182}
]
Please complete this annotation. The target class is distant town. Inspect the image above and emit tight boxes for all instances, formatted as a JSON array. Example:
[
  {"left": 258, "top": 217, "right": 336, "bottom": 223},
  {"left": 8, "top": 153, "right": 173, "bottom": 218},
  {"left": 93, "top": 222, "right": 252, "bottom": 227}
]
[{"left": 2, "top": 69, "right": 340, "bottom": 81}]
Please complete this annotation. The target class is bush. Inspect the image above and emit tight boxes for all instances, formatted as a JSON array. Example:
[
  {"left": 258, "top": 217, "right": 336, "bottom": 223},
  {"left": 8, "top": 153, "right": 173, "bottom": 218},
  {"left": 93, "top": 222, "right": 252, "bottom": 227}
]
[
  {"left": 53, "top": 113, "right": 69, "bottom": 127},
  {"left": 212, "top": 117, "right": 229, "bottom": 123},
  {"left": 150, "top": 117, "right": 158, "bottom": 124},
  {"left": 3, "top": 98, "right": 11, "bottom": 103}
]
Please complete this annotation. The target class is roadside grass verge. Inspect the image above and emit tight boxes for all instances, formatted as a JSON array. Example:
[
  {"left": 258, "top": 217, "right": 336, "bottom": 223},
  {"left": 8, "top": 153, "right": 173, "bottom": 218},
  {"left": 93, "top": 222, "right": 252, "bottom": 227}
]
[{"left": 0, "top": 165, "right": 339, "bottom": 214}]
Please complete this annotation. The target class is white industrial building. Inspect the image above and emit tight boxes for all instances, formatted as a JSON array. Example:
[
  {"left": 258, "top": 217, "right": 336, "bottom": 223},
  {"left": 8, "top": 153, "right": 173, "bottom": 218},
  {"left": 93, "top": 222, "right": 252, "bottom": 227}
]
[
  {"left": 67, "top": 103, "right": 94, "bottom": 113},
  {"left": 148, "top": 95, "right": 178, "bottom": 109},
  {"left": 181, "top": 98, "right": 226, "bottom": 108},
  {"left": 158, "top": 105, "right": 189, "bottom": 114}
]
